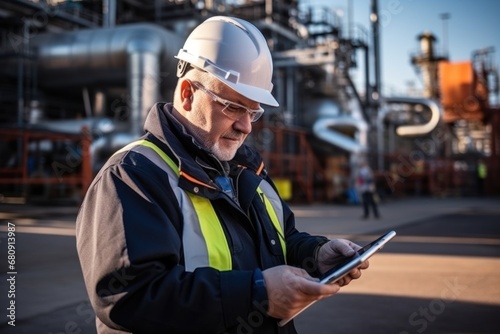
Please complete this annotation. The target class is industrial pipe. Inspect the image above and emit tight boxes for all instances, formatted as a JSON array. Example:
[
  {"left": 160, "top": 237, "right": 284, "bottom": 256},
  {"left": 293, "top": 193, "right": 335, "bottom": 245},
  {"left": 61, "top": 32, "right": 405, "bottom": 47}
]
[
  {"left": 313, "top": 115, "right": 368, "bottom": 153},
  {"left": 377, "top": 97, "right": 443, "bottom": 170}
]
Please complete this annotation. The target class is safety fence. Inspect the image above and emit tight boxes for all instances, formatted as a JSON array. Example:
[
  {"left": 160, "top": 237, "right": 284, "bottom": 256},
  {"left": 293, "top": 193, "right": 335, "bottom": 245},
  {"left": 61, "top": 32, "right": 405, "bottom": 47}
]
[{"left": 0, "top": 127, "right": 92, "bottom": 202}]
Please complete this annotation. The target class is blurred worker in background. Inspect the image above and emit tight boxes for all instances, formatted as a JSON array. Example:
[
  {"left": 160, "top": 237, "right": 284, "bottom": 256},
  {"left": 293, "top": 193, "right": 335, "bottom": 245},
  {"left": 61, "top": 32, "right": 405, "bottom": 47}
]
[
  {"left": 356, "top": 160, "right": 380, "bottom": 219},
  {"left": 477, "top": 158, "right": 487, "bottom": 196},
  {"left": 76, "top": 16, "right": 369, "bottom": 334}
]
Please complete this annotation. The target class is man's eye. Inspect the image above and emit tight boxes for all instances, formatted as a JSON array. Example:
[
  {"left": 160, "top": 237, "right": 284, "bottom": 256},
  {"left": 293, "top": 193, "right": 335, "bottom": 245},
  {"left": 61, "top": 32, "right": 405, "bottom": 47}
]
[{"left": 226, "top": 104, "right": 246, "bottom": 114}]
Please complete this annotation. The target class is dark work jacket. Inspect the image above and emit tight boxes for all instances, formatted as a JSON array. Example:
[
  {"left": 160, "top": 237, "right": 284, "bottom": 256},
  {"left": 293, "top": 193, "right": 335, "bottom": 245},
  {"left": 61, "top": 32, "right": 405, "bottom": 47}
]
[{"left": 76, "top": 103, "right": 328, "bottom": 334}]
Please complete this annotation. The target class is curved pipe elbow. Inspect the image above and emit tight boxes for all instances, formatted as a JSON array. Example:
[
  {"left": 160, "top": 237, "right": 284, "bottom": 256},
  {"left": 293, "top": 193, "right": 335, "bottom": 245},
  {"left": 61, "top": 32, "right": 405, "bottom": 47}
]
[
  {"left": 379, "top": 97, "right": 442, "bottom": 136},
  {"left": 313, "top": 117, "right": 368, "bottom": 153}
]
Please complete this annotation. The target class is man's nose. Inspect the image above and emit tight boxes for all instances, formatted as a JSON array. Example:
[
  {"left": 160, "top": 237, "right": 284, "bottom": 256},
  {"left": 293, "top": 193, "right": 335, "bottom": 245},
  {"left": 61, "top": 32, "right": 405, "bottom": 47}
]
[{"left": 234, "top": 112, "right": 253, "bottom": 134}]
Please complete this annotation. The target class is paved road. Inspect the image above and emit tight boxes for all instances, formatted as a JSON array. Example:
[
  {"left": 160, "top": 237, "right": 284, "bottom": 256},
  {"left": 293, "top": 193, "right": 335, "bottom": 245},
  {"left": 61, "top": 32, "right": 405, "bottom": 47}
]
[
  {"left": 294, "top": 205, "right": 500, "bottom": 334},
  {"left": 0, "top": 197, "right": 499, "bottom": 333}
]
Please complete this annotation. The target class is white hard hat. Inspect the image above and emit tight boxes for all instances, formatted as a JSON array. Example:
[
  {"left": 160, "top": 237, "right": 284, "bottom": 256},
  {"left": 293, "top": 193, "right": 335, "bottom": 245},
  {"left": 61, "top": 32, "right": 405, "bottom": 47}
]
[{"left": 175, "top": 16, "right": 279, "bottom": 107}]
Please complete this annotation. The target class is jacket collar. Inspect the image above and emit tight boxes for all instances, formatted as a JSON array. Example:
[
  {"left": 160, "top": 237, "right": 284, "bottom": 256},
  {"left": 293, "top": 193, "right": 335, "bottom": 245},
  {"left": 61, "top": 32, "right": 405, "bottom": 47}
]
[{"left": 143, "top": 103, "right": 265, "bottom": 190}]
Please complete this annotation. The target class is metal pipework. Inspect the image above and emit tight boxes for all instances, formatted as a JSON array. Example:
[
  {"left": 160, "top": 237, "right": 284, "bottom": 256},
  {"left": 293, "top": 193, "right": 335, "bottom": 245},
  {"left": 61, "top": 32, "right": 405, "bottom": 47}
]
[
  {"left": 31, "top": 23, "right": 184, "bottom": 136},
  {"left": 103, "top": 0, "right": 117, "bottom": 28},
  {"left": 379, "top": 97, "right": 442, "bottom": 136},
  {"left": 313, "top": 116, "right": 368, "bottom": 154},
  {"left": 377, "top": 96, "right": 443, "bottom": 170}
]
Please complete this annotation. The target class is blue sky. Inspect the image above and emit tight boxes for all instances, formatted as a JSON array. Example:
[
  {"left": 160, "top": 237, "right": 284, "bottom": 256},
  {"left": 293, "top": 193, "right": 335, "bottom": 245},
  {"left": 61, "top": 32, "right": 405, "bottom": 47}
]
[{"left": 299, "top": 0, "right": 500, "bottom": 99}]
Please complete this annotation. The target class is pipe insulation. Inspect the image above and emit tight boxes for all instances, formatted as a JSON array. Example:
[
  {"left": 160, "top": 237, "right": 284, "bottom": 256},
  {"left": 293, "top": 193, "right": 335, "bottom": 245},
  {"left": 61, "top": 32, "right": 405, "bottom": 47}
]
[{"left": 31, "top": 23, "right": 184, "bottom": 135}]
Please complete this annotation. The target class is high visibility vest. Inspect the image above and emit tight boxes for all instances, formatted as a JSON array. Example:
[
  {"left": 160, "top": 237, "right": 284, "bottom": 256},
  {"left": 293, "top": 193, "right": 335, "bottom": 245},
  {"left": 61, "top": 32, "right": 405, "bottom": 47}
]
[
  {"left": 115, "top": 140, "right": 286, "bottom": 271},
  {"left": 478, "top": 163, "right": 487, "bottom": 179}
]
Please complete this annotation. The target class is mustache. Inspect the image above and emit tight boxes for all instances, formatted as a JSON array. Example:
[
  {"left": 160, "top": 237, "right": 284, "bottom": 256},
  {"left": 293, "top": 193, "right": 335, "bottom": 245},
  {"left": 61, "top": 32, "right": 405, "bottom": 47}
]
[{"left": 223, "top": 130, "right": 245, "bottom": 141}]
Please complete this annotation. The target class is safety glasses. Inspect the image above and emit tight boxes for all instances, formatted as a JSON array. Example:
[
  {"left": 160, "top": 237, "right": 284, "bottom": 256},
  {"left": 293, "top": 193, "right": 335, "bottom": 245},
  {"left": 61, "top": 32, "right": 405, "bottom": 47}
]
[{"left": 191, "top": 81, "right": 264, "bottom": 122}]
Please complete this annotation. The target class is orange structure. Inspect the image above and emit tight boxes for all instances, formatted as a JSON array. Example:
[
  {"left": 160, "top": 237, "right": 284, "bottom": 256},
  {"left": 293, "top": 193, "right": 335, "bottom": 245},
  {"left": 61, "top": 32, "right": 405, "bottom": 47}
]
[{"left": 439, "top": 61, "right": 488, "bottom": 122}]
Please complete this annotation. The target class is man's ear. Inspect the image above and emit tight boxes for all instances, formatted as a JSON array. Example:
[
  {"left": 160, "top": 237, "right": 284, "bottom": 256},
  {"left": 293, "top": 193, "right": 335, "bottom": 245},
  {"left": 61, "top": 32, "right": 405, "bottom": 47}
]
[{"left": 180, "top": 79, "right": 193, "bottom": 110}]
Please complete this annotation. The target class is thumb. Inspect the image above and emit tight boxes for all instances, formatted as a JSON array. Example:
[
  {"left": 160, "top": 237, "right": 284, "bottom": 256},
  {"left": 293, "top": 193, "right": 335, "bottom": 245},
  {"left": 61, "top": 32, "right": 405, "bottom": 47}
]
[{"left": 326, "top": 239, "right": 357, "bottom": 257}]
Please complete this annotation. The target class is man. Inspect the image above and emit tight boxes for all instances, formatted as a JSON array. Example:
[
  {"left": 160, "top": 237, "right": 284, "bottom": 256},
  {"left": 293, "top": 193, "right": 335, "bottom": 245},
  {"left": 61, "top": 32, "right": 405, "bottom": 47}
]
[
  {"left": 76, "top": 16, "right": 368, "bottom": 334},
  {"left": 356, "top": 160, "right": 380, "bottom": 219}
]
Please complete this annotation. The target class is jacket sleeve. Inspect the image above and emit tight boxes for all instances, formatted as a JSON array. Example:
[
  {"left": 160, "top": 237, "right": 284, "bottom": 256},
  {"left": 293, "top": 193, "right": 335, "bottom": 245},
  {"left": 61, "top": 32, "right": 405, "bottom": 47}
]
[
  {"left": 281, "top": 201, "right": 329, "bottom": 276},
  {"left": 259, "top": 174, "right": 328, "bottom": 276},
  {"left": 76, "top": 155, "right": 255, "bottom": 333}
]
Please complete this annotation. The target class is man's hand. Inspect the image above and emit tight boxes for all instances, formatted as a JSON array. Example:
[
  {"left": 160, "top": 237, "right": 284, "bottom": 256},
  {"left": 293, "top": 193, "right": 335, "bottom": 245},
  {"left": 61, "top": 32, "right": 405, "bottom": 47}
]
[
  {"left": 316, "top": 239, "right": 370, "bottom": 286},
  {"left": 262, "top": 265, "right": 341, "bottom": 320}
]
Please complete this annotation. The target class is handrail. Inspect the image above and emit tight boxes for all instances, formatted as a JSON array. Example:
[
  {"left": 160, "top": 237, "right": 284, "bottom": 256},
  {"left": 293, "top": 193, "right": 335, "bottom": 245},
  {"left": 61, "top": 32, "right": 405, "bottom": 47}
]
[{"left": 0, "top": 127, "right": 92, "bottom": 200}]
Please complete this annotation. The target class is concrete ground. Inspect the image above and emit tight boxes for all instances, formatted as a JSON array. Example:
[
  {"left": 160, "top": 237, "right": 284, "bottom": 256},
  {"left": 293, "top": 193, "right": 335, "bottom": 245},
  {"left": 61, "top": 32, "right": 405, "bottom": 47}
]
[
  {"left": 292, "top": 197, "right": 500, "bottom": 334},
  {"left": 0, "top": 196, "right": 499, "bottom": 333}
]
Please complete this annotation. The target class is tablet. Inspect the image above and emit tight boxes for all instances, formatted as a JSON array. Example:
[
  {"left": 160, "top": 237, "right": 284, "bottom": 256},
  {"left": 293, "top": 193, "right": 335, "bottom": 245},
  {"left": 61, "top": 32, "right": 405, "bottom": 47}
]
[{"left": 278, "top": 230, "right": 396, "bottom": 327}]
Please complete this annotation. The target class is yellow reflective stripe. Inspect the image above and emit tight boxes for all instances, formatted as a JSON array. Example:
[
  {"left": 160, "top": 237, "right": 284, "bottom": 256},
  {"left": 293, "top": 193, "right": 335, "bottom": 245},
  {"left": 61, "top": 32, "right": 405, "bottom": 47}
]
[
  {"left": 114, "top": 140, "right": 179, "bottom": 176},
  {"left": 119, "top": 139, "right": 231, "bottom": 271},
  {"left": 187, "top": 193, "right": 232, "bottom": 271},
  {"left": 117, "top": 140, "right": 284, "bottom": 271},
  {"left": 257, "top": 187, "right": 286, "bottom": 259},
  {"left": 139, "top": 141, "right": 179, "bottom": 176},
  {"left": 113, "top": 140, "right": 148, "bottom": 156}
]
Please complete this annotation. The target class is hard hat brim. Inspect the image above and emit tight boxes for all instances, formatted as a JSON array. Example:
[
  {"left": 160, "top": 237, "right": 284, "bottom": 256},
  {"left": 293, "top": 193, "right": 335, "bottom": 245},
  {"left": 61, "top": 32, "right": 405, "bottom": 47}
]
[{"left": 223, "top": 80, "right": 279, "bottom": 107}]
